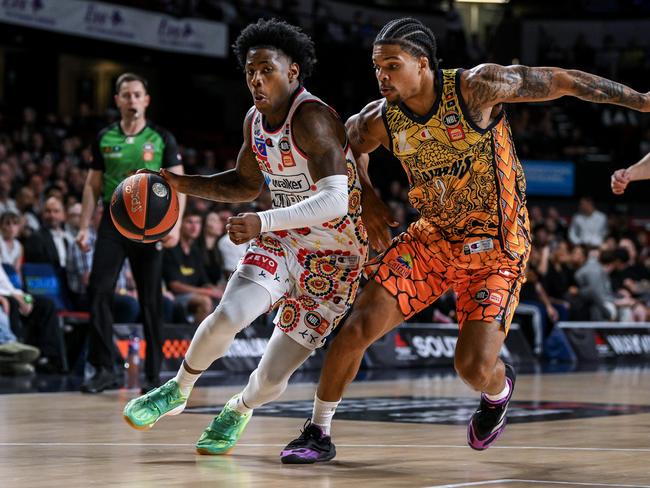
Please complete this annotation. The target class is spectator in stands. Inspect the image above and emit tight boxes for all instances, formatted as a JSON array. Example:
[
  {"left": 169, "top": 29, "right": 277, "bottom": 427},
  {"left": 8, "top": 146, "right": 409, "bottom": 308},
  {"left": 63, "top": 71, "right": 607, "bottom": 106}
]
[
  {"left": 163, "top": 210, "right": 222, "bottom": 325},
  {"left": 14, "top": 187, "right": 40, "bottom": 237},
  {"left": 23, "top": 196, "right": 73, "bottom": 277},
  {"left": 541, "top": 240, "right": 576, "bottom": 317},
  {"left": 568, "top": 197, "right": 608, "bottom": 247},
  {"left": 0, "top": 301, "right": 40, "bottom": 376},
  {"left": 0, "top": 212, "right": 23, "bottom": 273},
  {"left": 0, "top": 263, "right": 63, "bottom": 372},
  {"left": 573, "top": 248, "right": 637, "bottom": 321},
  {"left": 197, "top": 210, "right": 226, "bottom": 286}
]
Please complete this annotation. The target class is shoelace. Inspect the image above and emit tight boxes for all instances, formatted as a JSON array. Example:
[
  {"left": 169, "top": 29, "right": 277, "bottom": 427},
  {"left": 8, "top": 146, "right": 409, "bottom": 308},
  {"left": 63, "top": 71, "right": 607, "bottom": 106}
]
[
  {"left": 287, "top": 420, "right": 326, "bottom": 448},
  {"left": 140, "top": 383, "right": 180, "bottom": 414},
  {"left": 207, "top": 409, "right": 242, "bottom": 438},
  {"left": 475, "top": 403, "right": 503, "bottom": 432}
]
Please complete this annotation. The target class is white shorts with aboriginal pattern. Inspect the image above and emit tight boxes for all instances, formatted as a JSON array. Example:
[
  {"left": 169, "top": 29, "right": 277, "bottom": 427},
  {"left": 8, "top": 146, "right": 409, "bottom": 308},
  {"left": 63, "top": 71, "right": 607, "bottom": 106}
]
[{"left": 234, "top": 234, "right": 363, "bottom": 350}]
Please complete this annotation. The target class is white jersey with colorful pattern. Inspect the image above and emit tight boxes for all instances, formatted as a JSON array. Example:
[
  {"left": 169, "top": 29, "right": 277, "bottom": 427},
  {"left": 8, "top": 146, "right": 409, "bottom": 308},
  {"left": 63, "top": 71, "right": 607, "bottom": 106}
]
[
  {"left": 242, "top": 86, "right": 368, "bottom": 349},
  {"left": 250, "top": 87, "right": 367, "bottom": 259}
]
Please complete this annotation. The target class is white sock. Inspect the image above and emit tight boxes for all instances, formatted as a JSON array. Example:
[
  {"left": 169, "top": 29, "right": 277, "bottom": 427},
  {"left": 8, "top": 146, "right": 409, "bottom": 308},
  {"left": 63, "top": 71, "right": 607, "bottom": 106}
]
[
  {"left": 485, "top": 380, "right": 510, "bottom": 403},
  {"left": 174, "top": 363, "right": 201, "bottom": 398},
  {"left": 311, "top": 394, "right": 340, "bottom": 435},
  {"left": 227, "top": 393, "right": 253, "bottom": 415}
]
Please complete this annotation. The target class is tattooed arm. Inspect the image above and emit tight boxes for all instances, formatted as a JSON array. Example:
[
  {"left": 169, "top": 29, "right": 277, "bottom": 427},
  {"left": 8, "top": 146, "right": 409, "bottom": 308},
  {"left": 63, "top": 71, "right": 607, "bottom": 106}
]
[
  {"left": 345, "top": 100, "right": 397, "bottom": 252},
  {"left": 462, "top": 63, "right": 650, "bottom": 128},
  {"left": 161, "top": 110, "right": 264, "bottom": 202}
]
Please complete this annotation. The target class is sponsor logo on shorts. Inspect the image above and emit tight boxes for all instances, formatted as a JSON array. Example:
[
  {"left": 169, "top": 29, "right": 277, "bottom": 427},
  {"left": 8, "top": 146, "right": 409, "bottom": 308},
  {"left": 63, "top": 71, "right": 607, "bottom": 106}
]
[
  {"left": 489, "top": 292, "right": 503, "bottom": 305},
  {"left": 474, "top": 288, "right": 490, "bottom": 303},
  {"left": 304, "top": 311, "right": 330, "bottom": 335},
  {"left": 388, "top": 253, "right": 412, "bottom": 278},
  {"left": 242, "top": 253, "right": 278, "bottom": 274}
]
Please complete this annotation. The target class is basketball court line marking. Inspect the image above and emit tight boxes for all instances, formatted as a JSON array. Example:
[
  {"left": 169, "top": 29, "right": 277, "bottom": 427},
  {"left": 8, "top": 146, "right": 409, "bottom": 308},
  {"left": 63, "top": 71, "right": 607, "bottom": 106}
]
[
  {"left": 0, "top": 442, "right": 649, "bottom": 453},
  {"left": 424, "top": 480, "right": 650, "bottom": 488}
]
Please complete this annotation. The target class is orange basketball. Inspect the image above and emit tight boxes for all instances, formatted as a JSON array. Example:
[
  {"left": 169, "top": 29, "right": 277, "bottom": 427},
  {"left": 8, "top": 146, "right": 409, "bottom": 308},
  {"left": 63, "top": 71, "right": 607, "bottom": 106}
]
[{"left": 110, "top": 173, "right": 179, "bottom": 243}]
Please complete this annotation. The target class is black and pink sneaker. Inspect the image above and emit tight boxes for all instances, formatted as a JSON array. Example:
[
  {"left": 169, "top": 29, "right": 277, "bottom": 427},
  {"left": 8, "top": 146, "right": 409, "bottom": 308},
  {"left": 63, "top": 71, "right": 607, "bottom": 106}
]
[
  {"left": 280, "top": 420, "right": 336, "bottom": 464},
  {"left": 467, "top": 363, "right": 516, "bottom": 451}
]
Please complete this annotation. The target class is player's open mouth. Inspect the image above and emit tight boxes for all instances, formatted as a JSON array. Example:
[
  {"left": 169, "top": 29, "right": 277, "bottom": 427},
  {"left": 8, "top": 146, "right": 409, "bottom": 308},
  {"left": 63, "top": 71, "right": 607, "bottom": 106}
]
[{"left": 254, "top": 94, "right": 268, "bottom": 102}]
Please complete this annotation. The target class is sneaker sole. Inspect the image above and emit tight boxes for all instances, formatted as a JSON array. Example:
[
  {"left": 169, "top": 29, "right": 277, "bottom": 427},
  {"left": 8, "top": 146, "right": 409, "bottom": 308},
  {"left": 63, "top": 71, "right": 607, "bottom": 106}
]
[
  {"left": 281, "top": 451, "right": 336, "bottom": 464},
  {"left": 123, "top": 402, "right": 187, "bottom": 431},
  {"left": 195, "top": 446, "right": 234, "bottom": 456}
]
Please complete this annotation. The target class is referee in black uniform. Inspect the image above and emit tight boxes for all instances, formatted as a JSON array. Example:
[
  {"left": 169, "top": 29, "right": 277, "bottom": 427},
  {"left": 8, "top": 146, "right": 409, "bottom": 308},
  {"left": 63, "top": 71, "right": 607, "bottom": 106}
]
[{"left": 77, "top": 73, "right": 185, "bottom": 393}]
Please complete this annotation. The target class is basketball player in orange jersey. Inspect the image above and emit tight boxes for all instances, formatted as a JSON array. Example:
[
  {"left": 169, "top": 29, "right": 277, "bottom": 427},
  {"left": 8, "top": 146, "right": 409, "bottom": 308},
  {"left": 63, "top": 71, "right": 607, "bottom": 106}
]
[
  {"left": 283, "top": 17, "right": 650, "bottom": 461},
  {"left": 123, "top": 19, "right": 367, "bottom": 460}
]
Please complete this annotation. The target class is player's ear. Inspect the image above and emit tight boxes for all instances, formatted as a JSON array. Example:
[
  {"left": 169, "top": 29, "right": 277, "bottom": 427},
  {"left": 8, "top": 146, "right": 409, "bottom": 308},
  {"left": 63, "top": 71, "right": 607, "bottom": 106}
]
[
  {"left": 419, "top": 56, "right": 429, "bottom": 71},
  {"left": 289, "top": 62, "right": 300, "bottom": 83}
]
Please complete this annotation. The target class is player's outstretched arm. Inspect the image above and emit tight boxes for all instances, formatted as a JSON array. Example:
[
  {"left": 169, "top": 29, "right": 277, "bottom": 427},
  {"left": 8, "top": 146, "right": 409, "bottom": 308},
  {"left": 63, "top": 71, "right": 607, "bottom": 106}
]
[
  {"left": 161, "top": 111, "right": 265, "bottom": 203},
  {"left": 612, "top": 152, "right": 650, "bottom": 195},
  {"left": 346, "top": 100, "right": 397, "bottom": 252},
  {"left": 462, "top": 63, "right": 650, "bottom": 126}
]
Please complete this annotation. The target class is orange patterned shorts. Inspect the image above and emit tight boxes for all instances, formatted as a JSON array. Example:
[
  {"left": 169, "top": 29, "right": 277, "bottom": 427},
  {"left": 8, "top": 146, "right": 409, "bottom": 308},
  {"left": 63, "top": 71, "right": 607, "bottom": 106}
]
[{"left": 365, "top": 219, "right": 529, "bottom": 333}]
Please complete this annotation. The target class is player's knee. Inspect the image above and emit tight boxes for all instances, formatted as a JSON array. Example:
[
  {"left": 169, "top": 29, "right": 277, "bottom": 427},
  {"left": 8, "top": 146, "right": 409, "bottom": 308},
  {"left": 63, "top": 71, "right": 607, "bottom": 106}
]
[
  {"left": 205, "top": 305, "right": 241, "bottom": 335},
  {"left": 251, "top": 366, "right": 287, "bottom": 391},
  {"left": 338, "top": 309, "right": 377, "bottom": 351},
  {"left": 454, "top": 354, "right": 492, "bottom": 391}
]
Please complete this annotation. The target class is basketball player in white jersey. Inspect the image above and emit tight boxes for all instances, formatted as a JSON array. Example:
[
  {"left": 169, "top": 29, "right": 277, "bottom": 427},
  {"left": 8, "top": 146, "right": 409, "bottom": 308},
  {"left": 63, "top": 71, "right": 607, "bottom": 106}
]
[{"left": 123, "top": 19, "right": 367, "bottom": 460}]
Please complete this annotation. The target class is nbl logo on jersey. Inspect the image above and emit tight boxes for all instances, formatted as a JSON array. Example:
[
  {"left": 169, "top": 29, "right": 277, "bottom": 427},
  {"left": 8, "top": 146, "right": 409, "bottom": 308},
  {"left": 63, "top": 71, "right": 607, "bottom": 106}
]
[
  {"left": 443, "top": 111, "right": 465, "bottom": 142},
  {"left": 279, "top": 137, "right": 296, "bottom": 167}
]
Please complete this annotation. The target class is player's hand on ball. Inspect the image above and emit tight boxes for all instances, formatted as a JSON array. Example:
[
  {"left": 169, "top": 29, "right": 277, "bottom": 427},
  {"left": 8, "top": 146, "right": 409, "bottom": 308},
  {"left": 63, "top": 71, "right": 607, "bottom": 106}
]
[
  {"left": 611, "top": 168, "right": 631, "bottom": 195},
  {"left": 227, "top": 213, "right": 261, "bottom": 244},
  {"left": 159, "top": 168, "right": 184, "bottom": 193}
]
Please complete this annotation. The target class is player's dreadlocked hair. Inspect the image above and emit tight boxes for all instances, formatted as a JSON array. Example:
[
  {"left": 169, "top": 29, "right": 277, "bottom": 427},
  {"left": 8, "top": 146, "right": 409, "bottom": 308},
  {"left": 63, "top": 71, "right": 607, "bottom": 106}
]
[
  {"left": 233, "top": 19, "right": 316, "bottom": 83},
  {"left": 374, "top": 18, "right": 438, "bottom": 71}
]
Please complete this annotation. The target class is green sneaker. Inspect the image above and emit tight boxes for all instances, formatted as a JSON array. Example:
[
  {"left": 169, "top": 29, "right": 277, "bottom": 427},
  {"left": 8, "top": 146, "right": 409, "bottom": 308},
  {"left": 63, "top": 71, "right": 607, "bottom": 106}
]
[
  {"left": 195, "top": 397, "right": 252, "bottom": 455},
  {"left": 123, "top": 379, "right": 187, "bottom": 430}
]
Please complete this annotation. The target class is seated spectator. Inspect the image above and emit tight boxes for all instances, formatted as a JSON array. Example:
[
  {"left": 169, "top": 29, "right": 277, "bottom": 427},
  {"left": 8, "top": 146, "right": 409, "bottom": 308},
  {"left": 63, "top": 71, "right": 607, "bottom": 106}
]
[
  {"left": 0, "top": 298, "right": 40, "bottom": 376},
  {"left": 568, "top": 197, "right": 608, "bottom": 247},
  {"left": 23, "top": 196, "right": 73, "bottom": 277},
  {"left": 0, "top": 212, "right": 23, "bottom": 272},
  {"left": 14, "top": 187, "right": 40, "bottom": 238},
  {"left": 0, "top": 263, "right": 63, "bottom": 372},
  {"left": 197, "top": 210, "right": 226, "bottom": 286},
  {"left": 163, "top": 211, "right": 222, "bottom": 325},
  {"left": 67, "top": 205, "right": 139, "bottom": 322}
]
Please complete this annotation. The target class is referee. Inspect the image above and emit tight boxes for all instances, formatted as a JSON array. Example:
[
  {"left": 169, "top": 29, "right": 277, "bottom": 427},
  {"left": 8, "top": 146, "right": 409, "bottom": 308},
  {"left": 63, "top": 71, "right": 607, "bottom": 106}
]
[{"left": 77, "top": 73, "right": 185, "bottom": 394}]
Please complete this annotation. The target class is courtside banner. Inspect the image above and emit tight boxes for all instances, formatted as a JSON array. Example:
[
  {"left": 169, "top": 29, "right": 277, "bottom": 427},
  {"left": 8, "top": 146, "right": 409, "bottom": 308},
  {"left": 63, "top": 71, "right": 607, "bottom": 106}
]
[
  {"left": 559, "top": 322, "right": 650, "bottom": 361},
  {"left": 114, "top": 321, "right": 324, "bottom": 372},
  {"left": 0, "top": 0, "right": 228, "bottom": 57},
  {"left": 365, "top": 323, "right": 536, "bottom": 368}
]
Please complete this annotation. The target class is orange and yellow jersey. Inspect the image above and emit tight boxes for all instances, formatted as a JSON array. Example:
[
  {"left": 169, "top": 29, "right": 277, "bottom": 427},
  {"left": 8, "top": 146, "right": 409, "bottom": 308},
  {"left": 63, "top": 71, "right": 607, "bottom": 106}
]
[{"left": 382, "top": 68, "right": 530, "bottom": 259}]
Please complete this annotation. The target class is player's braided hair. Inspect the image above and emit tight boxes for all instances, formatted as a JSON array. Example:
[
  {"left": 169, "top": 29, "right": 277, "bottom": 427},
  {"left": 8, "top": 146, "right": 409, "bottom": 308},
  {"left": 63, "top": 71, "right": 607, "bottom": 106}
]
[
  {"left": 374, "top": 18, "right": 438, "bottom": 71},
  {"left": 233, "top": 18, "right": 316, "bottom": 83}
]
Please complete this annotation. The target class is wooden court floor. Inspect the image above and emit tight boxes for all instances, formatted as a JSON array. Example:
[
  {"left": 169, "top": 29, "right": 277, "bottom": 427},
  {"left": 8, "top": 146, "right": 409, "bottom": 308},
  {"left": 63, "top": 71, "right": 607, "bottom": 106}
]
[{"left": 1, "top": 369, "right": 650, "bottom": 487}]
